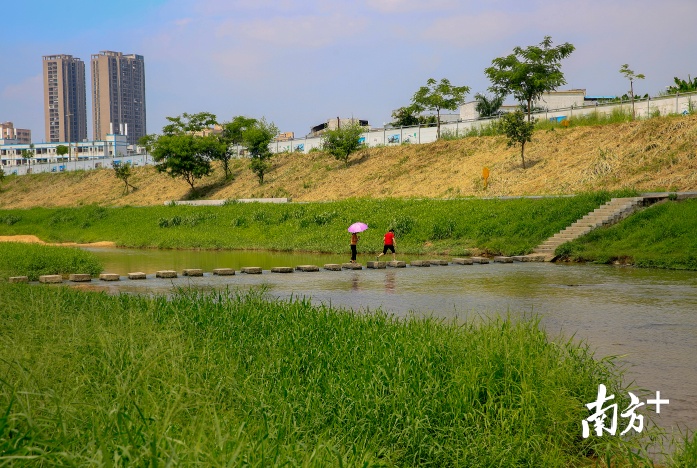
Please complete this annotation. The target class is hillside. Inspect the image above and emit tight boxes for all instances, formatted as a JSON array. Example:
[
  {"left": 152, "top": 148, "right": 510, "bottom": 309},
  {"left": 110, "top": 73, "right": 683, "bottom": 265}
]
[{"left": 1, "top": 114, "right": 696, "bottom": 208}]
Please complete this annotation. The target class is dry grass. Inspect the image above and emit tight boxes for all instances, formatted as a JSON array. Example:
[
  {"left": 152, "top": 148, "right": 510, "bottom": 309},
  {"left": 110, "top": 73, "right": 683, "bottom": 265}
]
[{"left": 2, "top": 114, "right": 696, "bottom": 209}]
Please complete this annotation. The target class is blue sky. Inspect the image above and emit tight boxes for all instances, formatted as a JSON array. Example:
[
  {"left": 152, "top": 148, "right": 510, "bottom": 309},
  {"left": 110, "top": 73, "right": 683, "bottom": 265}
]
[{"left": 1, "top": 0, "right": 696, "bottom": 142}]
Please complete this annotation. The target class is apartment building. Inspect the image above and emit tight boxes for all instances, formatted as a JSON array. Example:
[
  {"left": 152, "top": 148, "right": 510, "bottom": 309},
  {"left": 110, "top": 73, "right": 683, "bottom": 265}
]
[
  {"left": 42, "top": 54, "right": 88, "bottom": 143},
  {"left": 91, "top": 51, "right": 146, "bottom": 146},
  {"left": 0, "top": 122, "right": 31, "bottom": 144}
]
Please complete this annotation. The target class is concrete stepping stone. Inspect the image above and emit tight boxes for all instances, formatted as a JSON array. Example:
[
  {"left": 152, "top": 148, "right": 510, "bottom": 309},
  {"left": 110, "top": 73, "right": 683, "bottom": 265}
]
[
  {"left": 241, "top": 267, "right": 262, "bottom": 274},
  {"left": 410, "top": 260, "right": 430, "bottom": 267},
  {"left": 511, "top": 256, "right": 528, "bottom": 262},
  {"left": 324, "top": 264, "right": 342, "bottom": 271},
  {"left": 9, "top": 276, "right": 29, "bottom": 283},
  {"left": 471, "top": 257, "right": 490, "bottom": 264},
  {"left": 386, "top": 261, "right": 406, "bottom": 268},
  {"left": 452, "top": 258, "right": 473, "bottom": 265},
  {"left": 39, "top": 275, "right": 63, "bottom": 283},
  {"left": 493, "top": 256, "right": 513, "bottom": 263},
  {"left": 213, "top": 268, "right": 236, "bottom": 276},
  {"left": 128, "top": 272, "right": 147, "bottom": 280},
  {"left": 429, "top": 259, "right": 449, "bottom": 266},
  {"left": 182, "top": 268, "right": 204, "bottom": 276},
  {"left": 69, "top": 274, "right": 92, "bottom": 282},
  {"left": 271, "top": 267, "right": 294, "bottom": 273},
  {"left": 99, "top": 273, "right": 121, "bottom": 281},
  {"left": 342, "top": 263, "right": 363, "bottom": 270},
  {"left": 367, "top": 261, "right": 386, "bottom": 269},
  {"left": 296, "top": 265, "right": 320, "bottom": 272},
  {"left": 155, "top": 270, "right": 177, "bottom": 279}
]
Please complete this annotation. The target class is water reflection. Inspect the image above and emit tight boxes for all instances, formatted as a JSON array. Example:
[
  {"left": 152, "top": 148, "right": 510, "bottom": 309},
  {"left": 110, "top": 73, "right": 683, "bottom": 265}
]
[{"left": 86, "top": 247, "right": 697, "bottom": 433}]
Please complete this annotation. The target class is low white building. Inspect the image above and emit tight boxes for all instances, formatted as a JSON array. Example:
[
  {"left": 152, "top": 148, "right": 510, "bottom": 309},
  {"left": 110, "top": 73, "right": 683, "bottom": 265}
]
[{"left": 460, "top": 89, "right": 587, "bottom": 120}]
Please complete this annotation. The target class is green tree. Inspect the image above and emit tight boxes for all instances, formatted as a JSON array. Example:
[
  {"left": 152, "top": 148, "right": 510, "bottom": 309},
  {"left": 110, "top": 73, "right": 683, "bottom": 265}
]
[
  {"left": 151, "top": 112, "right": 221, "bottom": 190},
  {"left": 501, "top": 110, "right": 535, "bottom": 169},
  {"left": 21, "top": 143, "right": 35, "bottom": 174},
  {"left": 242, "top": 119, "right": 278, "bottom": 184},
  {"left": 474, "top": 93, "right": 505, "bottom": 118},
  {"left": 112, "top": 161, "right": 136, "bottom": 194},
  {"left": 485, "top": 36, "right": 575, "bottom": 121},
  {"left": 665, "top": 75, "right": 697, "bottom": 94},
  {"left": 0, "top": 165, "right": 5, "bottom": 186},
  {"left": 619, "top": 64, "right": 645, "bottom": 119},
  {"left": 321, "top": 122, "right": 365, "bottom": 167},
  {"left": 411, "top": 78, "right": 470, "bottom": 139},
  {"left": 219, "top": 116, "right": 257, "bottom": 179},
  {"left": 56, "top": 144, "right": 69, "bottom": 161}
]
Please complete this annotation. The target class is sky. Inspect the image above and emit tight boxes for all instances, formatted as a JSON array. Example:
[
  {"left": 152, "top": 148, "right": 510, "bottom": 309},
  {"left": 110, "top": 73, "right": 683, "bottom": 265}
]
[{"left": 1, "top": 0, "right": 696, "bottom": 142}]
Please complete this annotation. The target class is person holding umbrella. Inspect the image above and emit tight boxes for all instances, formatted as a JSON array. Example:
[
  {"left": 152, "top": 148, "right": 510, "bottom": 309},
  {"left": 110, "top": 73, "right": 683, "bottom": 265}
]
[{"left": 348, "top": 222, "right": 368, "bottom": 263}]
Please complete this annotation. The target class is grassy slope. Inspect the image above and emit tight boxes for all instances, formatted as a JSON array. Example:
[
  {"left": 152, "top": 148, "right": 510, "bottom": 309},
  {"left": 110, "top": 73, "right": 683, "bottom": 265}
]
[
  {"left": 0, "top": 114, "right": 696, "bottom": 208},
  {"left": 0, "top": 284, "right": 651, "bottom": 466}
]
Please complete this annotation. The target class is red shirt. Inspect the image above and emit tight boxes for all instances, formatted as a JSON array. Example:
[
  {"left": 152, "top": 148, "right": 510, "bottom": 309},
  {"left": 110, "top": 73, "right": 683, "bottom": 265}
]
[{"left": 384, "top": 231, "right": 395, "bottom": 245}]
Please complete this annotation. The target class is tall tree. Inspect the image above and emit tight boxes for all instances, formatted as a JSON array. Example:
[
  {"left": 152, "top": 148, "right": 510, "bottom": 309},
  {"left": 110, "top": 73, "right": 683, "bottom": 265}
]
[
  {"left": 219, "top": 116, "right": 257, "bottom": 179},
  {"left": 21, "top": 143, "right": 35, "bottom": 173},
  {"left": 411, "top": 78, "right": 470, "bottom": 139},
  {"left": 242, "top": 119, "right": 278, "bottom": 184},
  {"left": 474, "top": 93, "right": 504, "bottom": 118},
  {"left": 321, "top": 122, "right": 365, "bottom": 167},
  {"left": 56, "top": 145, "right": 69, "bottom": 161},
  {"left": 619, "top": 64, "right": 645, "bottom": 119},
  {"left": 150, "top": 112, "right": 220, "bottom": 190},
  {"left": 500, "top": 110, "right": 534, "bottom": 169},
  {"left": 485, "top": 36, "right": 575, "bottom": 121}
]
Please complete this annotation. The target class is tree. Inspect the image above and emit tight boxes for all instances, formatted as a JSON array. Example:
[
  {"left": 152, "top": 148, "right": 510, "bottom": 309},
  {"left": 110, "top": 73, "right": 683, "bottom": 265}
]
[
  {"left": 150, "top": 112, "right": 221, "bottom": 190},
  {"left": 21, "top": 143, "right": 35, "bottom": 173},
  {"left": 321, "top": 122, "right": 365, "bottom": 167},
  {"left": 242, "top": 119, "right": 278, "bottom": 184},
  {"left": 0, "top": 165, "right": 5, "bottom": 186},
  {"left": 665, "top": 75, "right": 697, "bottom": 94},
  {"left": 390, "top": 105, "right": 436, "bottom": 127},
  {"left": 56, "top": 144, "right": 69, "bottom": 161},
  {"left": 219, "top": 116, "right": 257, "bottom": 179},
  {"left": 411, "top": 78, "right": 470, "bottom": 139},
  {"left": 500, "top": 110, "right": 534, "bottom": 169},
  {"left": 474, "top": 93, "right": 504, "bottom": 118},
  {"left": 113, "top": 161, "right": 137, "bottom": 194},
  {"left": 485, "top": 36, "right": 575, "bottom": 121},
  {"left": 619, "top": 64, "right": 645, "bottom": 120}
]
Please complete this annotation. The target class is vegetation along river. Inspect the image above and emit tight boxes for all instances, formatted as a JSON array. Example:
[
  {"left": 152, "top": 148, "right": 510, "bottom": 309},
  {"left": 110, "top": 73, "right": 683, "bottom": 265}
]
[{"left": 86, "top": 247, "right": 697, "bottom": 434}]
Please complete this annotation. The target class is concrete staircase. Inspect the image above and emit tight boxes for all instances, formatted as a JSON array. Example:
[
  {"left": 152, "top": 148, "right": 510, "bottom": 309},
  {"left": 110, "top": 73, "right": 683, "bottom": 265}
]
[{"left": 529, "top": 197, "right": 645, "bottom": 261}]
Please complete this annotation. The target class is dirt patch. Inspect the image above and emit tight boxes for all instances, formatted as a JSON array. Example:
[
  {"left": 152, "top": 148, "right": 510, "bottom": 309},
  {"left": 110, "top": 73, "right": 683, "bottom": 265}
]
[{"left": 0, "top": 235, "right": 116, "bottom": 248}]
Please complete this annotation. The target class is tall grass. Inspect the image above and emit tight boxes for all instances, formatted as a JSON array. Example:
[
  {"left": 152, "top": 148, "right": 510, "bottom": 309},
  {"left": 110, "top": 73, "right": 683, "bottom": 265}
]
[
  {"left": 0, "top": 242, "right": 103, "bottom": 280},
  {"left": 556, "top": 198, "right": 697, "bottom": 270},
  {"left": 0, "top": 193, "right": 630, "bottom": 256},
  {"left": 0, "top": 283, "right": 660, "bottom": 465}
]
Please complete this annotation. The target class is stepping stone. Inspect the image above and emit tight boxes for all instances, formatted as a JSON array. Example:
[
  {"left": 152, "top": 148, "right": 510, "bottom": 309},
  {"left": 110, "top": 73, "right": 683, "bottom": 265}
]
[
  {"left": 271, "top": 267, "right": 294, "bottom": 273},
  {"left": 324, "top": 264, "right": 342, "bottom": 271},
  {"left": 429, "top": 259, "right": 449, "bottom": 266},
  {"left": 241, "top": 267, "right": 262, "bottom": 274},
  {"left": 493, "top": 256, "right": 513, "bottom": 263},
  {"left": 410, "top": 260, "right": 430, "bottom": 267},
  {"left": 155, "top": 270, "right": 177, "bottom": 278},
  {"left": 471, "top": 257, "right": 490, "bottom": 264},
  {"left": 511, "top": 256, "right": 528, "bottom": 262},
  {"left": 367, "top": 261, "right": 386, "bottom": 269},
  {"left": 342, "top": 263, "right": 363, "bottom": 270},
  {"left": 39, "top": 275, "right": 63, "bottom": 283},
  {"left": 69, "top": 274, "right": 92, "bottom": 282},
  {"left": 452, "top": 258, "right": 473, "bottom": 265},
  {"left": 182, "top": 268, "right": 204, "bottom": 276},
  {"left": 99, "top": 273, "right": 121, "bottom": 281},
  {"left": 9, "top": 276, "right": 29, "bottom": 283},
  {"left": 213, "top": 268, "right": 236, "bottom": 276},
  {"left": 386, "top": 261, "right": 406, "bottom": 268},
  {"left": 128, "top": 272, "right": 147, "bottom": 280},
  {"left": 296, "top": 265, "right": 319, "bottom": 272}
]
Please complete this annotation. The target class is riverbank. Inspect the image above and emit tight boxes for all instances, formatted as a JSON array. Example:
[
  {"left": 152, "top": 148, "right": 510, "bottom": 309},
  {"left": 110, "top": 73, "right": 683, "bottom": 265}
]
[{"left": 0, "top": 282, "right": 677, "bottom": 466}]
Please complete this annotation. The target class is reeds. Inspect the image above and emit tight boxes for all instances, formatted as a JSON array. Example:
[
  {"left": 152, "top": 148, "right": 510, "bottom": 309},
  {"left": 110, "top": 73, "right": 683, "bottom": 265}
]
[{"left": 0, "top": 241, "right": 103, "bottom": 280}]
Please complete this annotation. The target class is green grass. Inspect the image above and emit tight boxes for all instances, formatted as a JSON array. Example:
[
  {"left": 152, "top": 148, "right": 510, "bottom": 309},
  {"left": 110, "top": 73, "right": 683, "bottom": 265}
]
[
  {"left": 0, "top": 242, "right": 103, "bottom": 280},
  {"left": 0, "top": 283, "right": 660, "bottom": 466},
  {"left": 0, "top": 192, "right": 631, "bottom": 256},
  {"left": 556, "top": 198, "right": 697, "bottom": 270}
]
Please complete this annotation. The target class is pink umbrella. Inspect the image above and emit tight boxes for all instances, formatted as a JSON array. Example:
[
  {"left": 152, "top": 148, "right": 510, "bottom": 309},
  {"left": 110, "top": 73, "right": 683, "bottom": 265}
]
[{"left": 348, "top": 222, "right": 368, "bottom": 233}]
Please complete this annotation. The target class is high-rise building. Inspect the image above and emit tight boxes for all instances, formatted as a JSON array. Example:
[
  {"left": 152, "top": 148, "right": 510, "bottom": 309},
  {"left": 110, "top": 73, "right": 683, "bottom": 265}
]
[
  {"left": 91, "top": 51, "right": 146, "bottom": 146},
  {"left": 42, "top": 54, "right": 88, "bottom": 143}
]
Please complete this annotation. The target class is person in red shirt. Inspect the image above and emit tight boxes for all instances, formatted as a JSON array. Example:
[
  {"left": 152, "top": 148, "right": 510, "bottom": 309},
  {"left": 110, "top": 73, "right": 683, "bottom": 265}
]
[{"left": 377, "top": 229, "right": 396, "bottom": 261}]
